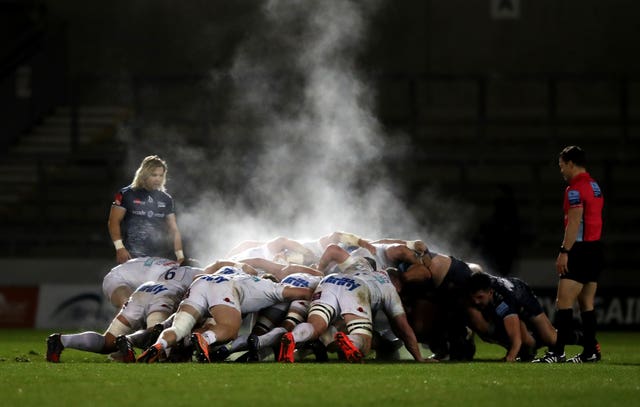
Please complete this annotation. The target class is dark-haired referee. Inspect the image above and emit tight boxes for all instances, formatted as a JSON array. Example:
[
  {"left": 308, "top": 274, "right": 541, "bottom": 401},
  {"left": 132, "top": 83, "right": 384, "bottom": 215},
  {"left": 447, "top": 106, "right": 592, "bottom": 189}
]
[{"left": 534, "top": 145, "right": 604, "bottom": 363}]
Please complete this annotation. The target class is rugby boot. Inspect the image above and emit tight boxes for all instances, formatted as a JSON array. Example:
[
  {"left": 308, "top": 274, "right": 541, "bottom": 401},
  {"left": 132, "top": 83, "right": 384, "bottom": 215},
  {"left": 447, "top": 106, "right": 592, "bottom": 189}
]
[
  {"left": 334, "top": 332, "right": 364, "bottom": 363},
  {"left": 191, "top": 332, "right": 211, "bottom": 363},
  {"left": 532, "top": 351, "right": 566, "bottom": 363},
  {"left": 308, "top": 339, "right": 329, "bottom": 362},
  {"left": 116, "top": 335, "right": 136, "bottom": 363},
  {"left": 210, "top": 345, "right": 231, "bottom": 362},
  {"left": 140, "top": 324, "right": 164, "bottom": 349},
  {"left": 567, "top": 343, "right": 601, "bottom": 363},
  {"left": 46, "top": 333, "right": 64, "bottom": 363},
  {"left": 137, "top": 344, "right": 163, "bottom": 363},
  {"left": 246, "top": 334, "right": 260, "bottom": 362},
  {"left": 278, "top": 332, "right": 296, "bottom": 363}
]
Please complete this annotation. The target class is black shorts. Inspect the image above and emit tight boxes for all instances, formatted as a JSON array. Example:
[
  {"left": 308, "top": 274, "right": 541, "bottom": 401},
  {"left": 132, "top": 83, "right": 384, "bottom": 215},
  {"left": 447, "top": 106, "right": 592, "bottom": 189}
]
[
  {"left": 510, "top": 279, "right": 544, "bottom": 320},
  {"left": 561, "top": 241, "right": 604, "bottom": 284}
]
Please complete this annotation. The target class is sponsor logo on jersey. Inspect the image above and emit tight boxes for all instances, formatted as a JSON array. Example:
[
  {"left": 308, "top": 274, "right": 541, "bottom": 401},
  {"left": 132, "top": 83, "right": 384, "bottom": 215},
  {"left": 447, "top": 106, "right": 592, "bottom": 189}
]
[
  {"left": 133, "top": 199, "right": 143, "bottom": 205},
  {"left": 157, "top": 201, "right": 166, "bottom": 208},
  {"left": 147, "top": 211, "right": 155, "bottom": 218},
  {"left": 138, "top": 284, "right": 169, "bottom": 295},
  {"left": 148, "top": 196, "right": 154, "bottom": 203},
  {"left": 568, "top": 190, "right": 581, "bottom": 206},
  {"left": 281, "top": 276, "right": 310, "bottom": 287},
  {"left": 323, "top": 275, "right": 361, "bottom": 291},
  {"left": 591, "top": 182, "right": 602, "bottom": 197}
]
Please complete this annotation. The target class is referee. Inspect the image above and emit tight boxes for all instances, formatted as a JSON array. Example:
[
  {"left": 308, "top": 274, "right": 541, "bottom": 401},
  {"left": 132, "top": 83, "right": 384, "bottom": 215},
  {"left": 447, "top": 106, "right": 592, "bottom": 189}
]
[{"left": 534, "top": 145, "right": 604, "bottom": 363}]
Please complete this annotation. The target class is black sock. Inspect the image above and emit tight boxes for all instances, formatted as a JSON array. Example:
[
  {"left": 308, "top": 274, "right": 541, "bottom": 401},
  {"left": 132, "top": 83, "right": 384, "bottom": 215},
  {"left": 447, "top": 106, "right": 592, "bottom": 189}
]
[
  {"left": 581, "top": 310, "right": 598, "bottom": 353},
  {"left": 552, "top": 308, "right": 573, "bottom": 354}
]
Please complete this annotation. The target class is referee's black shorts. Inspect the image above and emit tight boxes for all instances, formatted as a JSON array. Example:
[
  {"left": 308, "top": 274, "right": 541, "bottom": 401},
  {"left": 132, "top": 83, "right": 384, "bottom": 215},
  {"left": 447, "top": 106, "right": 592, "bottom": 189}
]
[{"left": 562, "top": 241, "right": 604, "bottom": 284}]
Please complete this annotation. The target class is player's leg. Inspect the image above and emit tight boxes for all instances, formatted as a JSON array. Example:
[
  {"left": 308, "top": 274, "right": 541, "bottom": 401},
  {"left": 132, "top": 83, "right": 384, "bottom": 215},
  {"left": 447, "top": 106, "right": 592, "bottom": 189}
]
[
  {"left": 569, "top": 282, "right": 601, "bottom": 362},
  {"left": 109, "top": 286, "right": 134, "bottom": 309},
  {"left": 138, "top": 304, "right": 200, "bottom": 363},
  {"left": 334, "top": 312, "right": 372, "bottom": 363}
]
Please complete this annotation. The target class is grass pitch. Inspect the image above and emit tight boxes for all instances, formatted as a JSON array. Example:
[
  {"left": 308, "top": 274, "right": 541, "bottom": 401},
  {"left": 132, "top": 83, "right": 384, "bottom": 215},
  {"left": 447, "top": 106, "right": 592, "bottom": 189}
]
[{"left": 1, "top": 330, "right": 639, "bottom": 407}]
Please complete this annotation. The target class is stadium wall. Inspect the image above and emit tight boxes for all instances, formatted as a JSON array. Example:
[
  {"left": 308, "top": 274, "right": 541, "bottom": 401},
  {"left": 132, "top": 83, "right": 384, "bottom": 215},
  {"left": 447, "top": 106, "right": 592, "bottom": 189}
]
[{"left": 1, "top": 258, "right": 638, "bottom": 330}]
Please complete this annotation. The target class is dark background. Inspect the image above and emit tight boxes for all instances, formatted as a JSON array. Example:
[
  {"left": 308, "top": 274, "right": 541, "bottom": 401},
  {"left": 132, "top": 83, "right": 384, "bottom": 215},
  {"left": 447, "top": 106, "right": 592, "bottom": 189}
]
[{"left": 1, "top": 0, "right": 639, "bottom": 288}]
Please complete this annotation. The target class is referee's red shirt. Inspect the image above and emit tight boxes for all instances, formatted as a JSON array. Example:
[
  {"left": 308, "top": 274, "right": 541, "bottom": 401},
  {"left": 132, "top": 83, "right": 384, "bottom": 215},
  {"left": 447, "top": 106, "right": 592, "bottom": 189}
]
[{"left": 563, "top": 172, "right": 604, "bottom": 242}]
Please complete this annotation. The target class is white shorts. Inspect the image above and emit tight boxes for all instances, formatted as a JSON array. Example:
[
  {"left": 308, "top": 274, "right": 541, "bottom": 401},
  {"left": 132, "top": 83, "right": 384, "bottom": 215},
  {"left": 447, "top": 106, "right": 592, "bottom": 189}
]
[
  {"left": 102, "top": 268, "right": 135, "bottom": 300},
  {"left": 180, "top": 275, "right": 241, "bottom": 317},
  {"left": 180, "top": 274, "right": 286, "bottom": 317},
  {"left": 311, "top": 275, "right": 372, "bottom": 322},
  {"left": 118, "top": 281, "right": 182, "bottom": 328}
]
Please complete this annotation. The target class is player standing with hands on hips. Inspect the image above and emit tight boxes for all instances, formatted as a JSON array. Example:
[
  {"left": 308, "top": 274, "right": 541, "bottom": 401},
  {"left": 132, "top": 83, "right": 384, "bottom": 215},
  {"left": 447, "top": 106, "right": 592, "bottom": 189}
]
[
  {"left": 534, "top": 146, "right": 604, "bottom": 363},
  {"left": 107, "top": 155, "right": 185, "bottom": 264}
]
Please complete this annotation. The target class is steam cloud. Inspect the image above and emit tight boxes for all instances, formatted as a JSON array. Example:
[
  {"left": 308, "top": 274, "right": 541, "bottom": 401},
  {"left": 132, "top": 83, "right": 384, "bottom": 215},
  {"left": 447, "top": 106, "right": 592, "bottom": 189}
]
[{"left": 123, "top": 0, "right": 475, "bottom": 263}]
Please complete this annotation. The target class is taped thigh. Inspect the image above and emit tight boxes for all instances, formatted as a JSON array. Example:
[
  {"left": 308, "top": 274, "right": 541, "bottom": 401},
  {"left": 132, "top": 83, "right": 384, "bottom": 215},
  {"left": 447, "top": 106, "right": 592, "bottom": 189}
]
[{"left": 346, "top": 318, "right": 374, "bottom": 337}]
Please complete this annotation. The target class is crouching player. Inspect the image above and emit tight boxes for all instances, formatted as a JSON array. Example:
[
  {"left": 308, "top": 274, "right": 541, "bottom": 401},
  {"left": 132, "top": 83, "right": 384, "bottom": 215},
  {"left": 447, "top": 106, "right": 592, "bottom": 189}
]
[
  {"left": 466, "top": 272, "right": 559, "bottom": 362},
  {"left": 136, "top": 266, "right": 313, "bottom": 363},
  {"left": 277, "top": 268, "right": 426, "bottom": 363},
  {"left": 46, "top": 277, "right": 193, "bottom": 363}
]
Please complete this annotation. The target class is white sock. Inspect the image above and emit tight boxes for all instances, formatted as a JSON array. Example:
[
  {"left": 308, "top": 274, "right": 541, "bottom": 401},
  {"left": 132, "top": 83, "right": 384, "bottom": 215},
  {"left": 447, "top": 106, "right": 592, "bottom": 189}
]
[
  {"left": 157, "top": 338, "right": 168, "bottom": 350},
  {"left": 228, "top": 334, "right": 249, "bottom": 352},
  {"left": 61, "top": 332, "right": 105, "bottom": 352},
  {"left": 292, "top": 323, "right": 315, "bottom": 343},
  {"left": 258, "top": 327, "right": 287, "bottom": 348},
  {"left": 202, "top": 331, "right": 217, "bottom": 345},
  {"left": 348, "top": 334, "right": 365, "bottom": 351}
]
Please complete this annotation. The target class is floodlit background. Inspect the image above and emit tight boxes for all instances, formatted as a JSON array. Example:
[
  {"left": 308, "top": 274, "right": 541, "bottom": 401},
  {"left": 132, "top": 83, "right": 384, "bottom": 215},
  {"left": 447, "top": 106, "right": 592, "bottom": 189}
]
[{"left": 1, "top": 0, "right": 639, "bottom": 329}]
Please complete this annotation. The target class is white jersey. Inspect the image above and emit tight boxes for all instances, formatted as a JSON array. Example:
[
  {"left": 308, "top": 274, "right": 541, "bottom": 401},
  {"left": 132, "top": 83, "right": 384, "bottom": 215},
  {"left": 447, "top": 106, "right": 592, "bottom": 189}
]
[
  {"left": 180, "top": 272, "right": 286, "bottom": 318},
  {"left": 312, "top": 271, "right": 405, "bottom": 321},
  {"left": 372, "top": 243, "right": 395, "bottom": 270},
  {"left": 229, "top": 245, "right": 272, "bottom": 262},
  {"left": 102, "top": 257, "right": 201, "bottom": 299},
  {"left": 301, "top": 239, "right": 324, "bottom": 258},
  {"left": 118, "top": 280, "right": 185, "bottom": 329},
  {"left": 279, "top": 272, "right": 322, "bottom": 290}
]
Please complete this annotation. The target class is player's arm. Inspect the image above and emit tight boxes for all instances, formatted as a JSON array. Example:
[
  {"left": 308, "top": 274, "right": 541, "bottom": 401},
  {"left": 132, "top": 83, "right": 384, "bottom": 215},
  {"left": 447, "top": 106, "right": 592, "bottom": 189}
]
[
  {"left": 224, "top": 240, "right": 264, "bottom": 257},
  {"left": 371, "top": 239, "right": 427, "bottom": 254},
  {"left": 557, "top": 206, "right": 583, "bottom": 275},
  {"left": 503, "top": 314, "right": 522, "bottom": 362},
  {"left": 165, "top": 213, "right": 184, "bottom": 264},
  {"left": 329, "top": 231, "right": 376, "bottom": 255},
  {"left": 107, "top": 205, "right": 131, "bottom": 264},
  {"left": 280, "top": 264, "right": 324, "bottom": 277},
  {"left": 389, "top": 312, "right": 425, "bottom": 362},
  {"left": 317, "top": 244, "right": 350, "bottom": 272},
  {"left": 266, "top": 237, "right": 315, "bottom": 259},
  {"left": 203, "top": 260, "right": 244, "bottom": 274},
  {"left": 240, "top": 258, "right": 286, "bottom": 275}
]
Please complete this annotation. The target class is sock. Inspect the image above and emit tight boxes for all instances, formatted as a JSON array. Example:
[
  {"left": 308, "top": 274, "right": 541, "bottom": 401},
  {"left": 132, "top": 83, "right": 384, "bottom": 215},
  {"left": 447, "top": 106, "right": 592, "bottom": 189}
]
[
  {"left": 156, "top": 338, "right": 168, "bottom": 350},
  {"left": 127, "top": 329, "right": 152, "bottom": 348},
  {"left": 320, "top": 325, "right": 338, "bottom": 346},
  {"left": 292, "top": 322, "right": 316, "bottom": 343},
  {"left": 347, "top": 334, "right": 365, "bottom": 351},
  {"left": 258, "top": 327, "right": 287, "bottom": 349},
  {"left": 228, "top": 334, "right": 249, "bottom": 352},
  {"left": 202, "top": 331, "right": 217, "bottom": 345},
  {"left": 581, "top": 310, "right": 598, "bottom": 352},
  {"left": 552, "top": 308, "right": 573, "bottom": 355},
  {"left": 61, "top": 332, "right": 106, "bottom": 353}
]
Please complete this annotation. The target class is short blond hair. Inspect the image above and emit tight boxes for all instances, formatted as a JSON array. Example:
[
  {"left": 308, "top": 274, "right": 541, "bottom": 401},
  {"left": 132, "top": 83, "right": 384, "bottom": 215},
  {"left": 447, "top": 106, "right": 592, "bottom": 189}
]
[{"left": 131, "top": 155, "right": 168, "bottom": 191}]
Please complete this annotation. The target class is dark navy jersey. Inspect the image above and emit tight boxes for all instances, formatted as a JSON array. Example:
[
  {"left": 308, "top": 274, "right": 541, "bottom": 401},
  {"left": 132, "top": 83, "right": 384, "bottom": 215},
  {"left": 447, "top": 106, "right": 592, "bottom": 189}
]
[
  {"left": 486, "top": 275, "right": 543, "bottom": 321},
  {"left": 113, "top": 186, "right": 176, "bottom": 258}
]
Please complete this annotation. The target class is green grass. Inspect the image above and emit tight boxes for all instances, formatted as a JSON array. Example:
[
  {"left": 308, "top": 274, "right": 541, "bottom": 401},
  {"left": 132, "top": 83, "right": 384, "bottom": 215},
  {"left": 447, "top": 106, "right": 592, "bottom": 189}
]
[{"left": 1, "top": 330, "right": 639, "bottom": 407}]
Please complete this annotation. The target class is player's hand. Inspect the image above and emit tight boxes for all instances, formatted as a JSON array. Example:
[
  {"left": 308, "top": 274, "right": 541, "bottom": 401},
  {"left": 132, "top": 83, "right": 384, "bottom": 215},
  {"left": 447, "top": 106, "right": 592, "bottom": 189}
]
[
  {"left": 556, "top": 253, "right": 569, "bottom": 275},
  {"left": 362, "top": 240, "right": 377, "bottom": 256},
  {"left": 503, "top": 354, "right": 517, "bottom": 362},
  {"left": 116, "top": 248, "right": 131, "bottom": 264}
]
